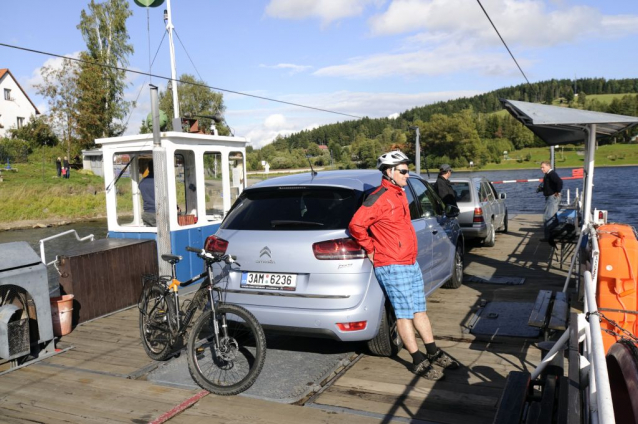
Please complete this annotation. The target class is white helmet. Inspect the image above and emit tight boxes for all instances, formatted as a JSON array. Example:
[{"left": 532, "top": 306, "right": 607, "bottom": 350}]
[{"left": 377, "top": 150, "right": 410, "bottom": 170}]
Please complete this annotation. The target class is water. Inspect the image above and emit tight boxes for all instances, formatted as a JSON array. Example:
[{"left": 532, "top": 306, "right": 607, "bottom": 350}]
[
  {"left": 429, "top": 166, "right": 638, "bottom": 227},
  {"left": 0, "top": 166, "right": 636, "bottom": 287}
]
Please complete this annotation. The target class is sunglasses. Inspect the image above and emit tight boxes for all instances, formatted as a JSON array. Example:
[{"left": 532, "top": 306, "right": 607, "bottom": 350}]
[{"left": 395, "top": 169, "right": 409, "bottom": 175}]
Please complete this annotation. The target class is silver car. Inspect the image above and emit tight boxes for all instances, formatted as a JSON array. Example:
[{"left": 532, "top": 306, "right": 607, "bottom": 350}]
[
  {"left": 440, "top": 176, "right": 508, "bottom": 247},
  {"left": 206, "top": 170, "right": 464, "bottom": 356}
]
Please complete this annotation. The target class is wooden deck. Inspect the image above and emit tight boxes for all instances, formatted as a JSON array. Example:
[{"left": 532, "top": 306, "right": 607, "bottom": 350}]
[{"left": 0, "top": 214, "right": 575, "bottom": 423}]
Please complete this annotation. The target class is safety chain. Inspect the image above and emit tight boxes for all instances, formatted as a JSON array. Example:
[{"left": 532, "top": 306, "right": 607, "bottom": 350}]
[{"left": 598, "top": 311, "right": 638, "bottom": 345}]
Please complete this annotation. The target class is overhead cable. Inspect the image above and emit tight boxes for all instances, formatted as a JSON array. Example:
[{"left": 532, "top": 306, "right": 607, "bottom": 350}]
[
  {"left": 0, "top": 42, "right": 362, "bottom": 119},
  {"left": 476, "top": 0, "right": 531, "bottom": 87}
]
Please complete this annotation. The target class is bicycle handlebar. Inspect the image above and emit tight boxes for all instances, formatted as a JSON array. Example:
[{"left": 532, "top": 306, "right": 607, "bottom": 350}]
[{"left": 185, "top": 246, "right": 239, "bottom": 266}]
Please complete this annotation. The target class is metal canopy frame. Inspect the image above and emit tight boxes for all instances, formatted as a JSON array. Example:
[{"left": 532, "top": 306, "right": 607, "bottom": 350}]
[{"left": 500, "top": 99, "right": 638, "bottom": 225}]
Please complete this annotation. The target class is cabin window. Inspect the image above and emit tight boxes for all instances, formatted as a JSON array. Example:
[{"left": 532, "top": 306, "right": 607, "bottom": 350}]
[
  {"left": 203, "top": 151, "right": 223, "bottom": 221},
  {"left": 4, "top": 89, "right": 10, "bottom": 101},
  {"left": 175, "top": 150, "right": 198, "bottom": 226},
  {"left": 228, "top": 151, "right": 245, "bottom": 208},
  {"left": 111, "top": 153, "right": 137, "bottom": 226}
]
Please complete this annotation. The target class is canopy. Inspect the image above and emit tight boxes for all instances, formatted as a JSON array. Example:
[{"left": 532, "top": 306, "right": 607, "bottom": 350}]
[{"left": 500, "top": 99, "right": 638, "bottom": 145}]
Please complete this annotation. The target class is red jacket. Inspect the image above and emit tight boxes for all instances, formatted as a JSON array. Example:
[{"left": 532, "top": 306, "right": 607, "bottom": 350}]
[{"left": 348, "top": 178, "right": 417, "bottom": 267}]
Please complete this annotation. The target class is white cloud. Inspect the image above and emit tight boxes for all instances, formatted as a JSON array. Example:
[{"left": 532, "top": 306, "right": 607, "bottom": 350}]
[
  {"left": 265, "top": 0, "right": 382, "bottom": 25},
  {"left": 388, "top": 112, "right": 400, "bottom": 119},
  {"left": 314, "top": 44, "right": 526, "bottom": 79},
  {"left": 259, "top": 63, "right": 313, "bottom": 75},
  {"left": 25, "top": 52, "right": 82, "bottom": 90},
  {"left": 227, "top": 88, "right": 480, "bottom": 148},
  {"left": 368, "top": 0, "right": 638, "bottom": 48}
]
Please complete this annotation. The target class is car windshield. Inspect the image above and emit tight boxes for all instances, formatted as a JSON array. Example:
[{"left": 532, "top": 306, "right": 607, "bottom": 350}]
[
  {"left": 221, "top": 187, "right": 361, "bottom": 231},
  {"left": 450, "top": 182, "right": 471, "bottom": 203}
]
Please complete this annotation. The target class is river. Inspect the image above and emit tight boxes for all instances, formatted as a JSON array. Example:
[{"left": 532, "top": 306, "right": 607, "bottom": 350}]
[{"left": 1, "top": 165, "right": 636, "bottom": 294}]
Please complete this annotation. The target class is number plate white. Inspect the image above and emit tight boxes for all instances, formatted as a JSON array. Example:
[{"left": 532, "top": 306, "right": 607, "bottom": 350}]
[{"left": 241, "top": 272, "right": 297, "bottom": 291}]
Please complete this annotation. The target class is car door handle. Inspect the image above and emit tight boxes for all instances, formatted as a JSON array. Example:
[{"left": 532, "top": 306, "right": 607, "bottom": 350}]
[{"left": 432, "top": 229, "right": 438, "bottom": 235}]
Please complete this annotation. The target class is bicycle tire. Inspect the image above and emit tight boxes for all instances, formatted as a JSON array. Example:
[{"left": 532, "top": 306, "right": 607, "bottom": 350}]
[
  {"left": 187, "top": 304, "right": 266, "bottom": 395},
  {"left": 139, "top": 284, "right": 175, "bottom": 361}
]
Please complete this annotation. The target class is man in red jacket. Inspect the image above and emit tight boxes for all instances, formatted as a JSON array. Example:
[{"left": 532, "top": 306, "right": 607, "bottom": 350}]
[{"left": 349, "top": 151, "right": 459, "bottom": 380}]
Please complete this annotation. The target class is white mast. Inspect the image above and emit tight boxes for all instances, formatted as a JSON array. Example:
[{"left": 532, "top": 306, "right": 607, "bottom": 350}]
[{"left": 165, "top": 0, "right": 181, "bottom": 130}]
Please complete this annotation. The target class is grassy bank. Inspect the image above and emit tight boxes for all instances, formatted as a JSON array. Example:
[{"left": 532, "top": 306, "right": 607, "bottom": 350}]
[
  {"left": 2, "top": 143, "right": 638, "bottom": 226},
  {"left": 0, "top": 162, "right": 109, "bottom": 224}
]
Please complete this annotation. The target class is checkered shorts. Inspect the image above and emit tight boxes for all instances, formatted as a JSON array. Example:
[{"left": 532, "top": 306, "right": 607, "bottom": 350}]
[{"left": 374, "top": 262, "right": 426, "bottom": 319}]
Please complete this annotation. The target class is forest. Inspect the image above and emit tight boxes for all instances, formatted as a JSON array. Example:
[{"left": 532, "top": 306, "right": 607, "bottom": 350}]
[{"left": 246, "top": 77, "right": 638, "bottom": 171}]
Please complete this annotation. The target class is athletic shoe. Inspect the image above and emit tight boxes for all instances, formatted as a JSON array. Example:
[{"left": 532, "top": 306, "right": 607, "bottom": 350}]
[
  {"left": 412, "top": 359, "right": 444, "bottom": 381},
  {"left": 427, "top": 349, "right": 460, "bottom": 370}
]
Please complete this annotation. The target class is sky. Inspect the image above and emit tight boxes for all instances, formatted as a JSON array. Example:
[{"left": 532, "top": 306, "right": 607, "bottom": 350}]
[{"left": 1, "top": 0, "right": 638, "bottom": 148}]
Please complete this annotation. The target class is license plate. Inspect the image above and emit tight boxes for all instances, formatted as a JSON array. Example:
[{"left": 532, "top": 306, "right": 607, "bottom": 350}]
[{"left": 241, "top": 272, "right": 297, "bottom": 291}]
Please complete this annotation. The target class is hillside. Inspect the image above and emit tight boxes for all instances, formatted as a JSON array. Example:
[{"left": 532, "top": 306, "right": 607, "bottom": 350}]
[{"left": 246, "top": 78, "right": 638, "bottom": 172}]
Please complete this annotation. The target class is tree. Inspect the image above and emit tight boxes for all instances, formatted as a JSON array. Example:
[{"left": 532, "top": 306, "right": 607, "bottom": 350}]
[
  {"left": 35, "top": 59, "right": 80, "bottom": 158},
  {"left": 77, "top": 0, "right": 134, "bottom": 139},
  {"left": 9, "top": 116, "right": 59, "bottom": 149},
  {"left": 157, "top": 74, "right": 227, "bottom": 134}
]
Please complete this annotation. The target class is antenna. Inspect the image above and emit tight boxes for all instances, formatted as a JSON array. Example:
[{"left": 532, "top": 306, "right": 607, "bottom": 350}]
[{"left": 306, "top": 155, "right": 317, "bottom": 177}]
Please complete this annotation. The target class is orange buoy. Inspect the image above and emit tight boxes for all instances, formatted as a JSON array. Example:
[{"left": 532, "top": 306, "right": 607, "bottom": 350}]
[{"left": 596, "top": 224, "right": 638, "bottom": 353}]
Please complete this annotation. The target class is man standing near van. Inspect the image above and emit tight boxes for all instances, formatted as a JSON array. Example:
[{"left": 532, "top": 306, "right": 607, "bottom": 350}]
[
  {"left": 540, "top": 161, "right": 563, "bottom": 244},
  {"left": 349, "top": 151, "right": 459, "bottom": 381}
]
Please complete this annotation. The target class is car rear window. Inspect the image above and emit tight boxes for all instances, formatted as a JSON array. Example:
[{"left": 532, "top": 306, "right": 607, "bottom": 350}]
[
  {"left": 221, "top": 187, "right": 361, "bottom": 231},
  {"left": 450, "top": 182, "right": 472, "bottom": 203}
]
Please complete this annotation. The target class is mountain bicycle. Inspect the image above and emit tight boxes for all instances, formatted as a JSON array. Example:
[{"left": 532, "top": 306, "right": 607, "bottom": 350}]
[{"left": 138, "top": 247, "right": 266, "bottom": 395}]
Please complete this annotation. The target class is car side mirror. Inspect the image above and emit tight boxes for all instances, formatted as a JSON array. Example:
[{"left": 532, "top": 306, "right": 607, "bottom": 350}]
[
  {"left": 445, "top": 204, "right": 460, "bottom": 218},
  {"left": 499, "top": 192, "right": 507, "bottom": 200}
]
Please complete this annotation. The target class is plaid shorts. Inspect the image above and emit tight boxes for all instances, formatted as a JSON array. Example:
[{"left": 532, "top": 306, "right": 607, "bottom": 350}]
[{"left": 374, "top": 262, "right": 426, "bottom": 319}]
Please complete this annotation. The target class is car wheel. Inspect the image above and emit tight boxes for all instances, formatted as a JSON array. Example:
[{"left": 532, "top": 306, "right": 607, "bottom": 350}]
[
  {"left": 366, "top": 304, "right": 403, "bottom": 357},
  {"left": 499, "top": 210, "right": 508, "bottom": 233},
  {"left": 482, "top": 220, "right": 496, "bottom": 247},
  {"left": 444, "top": 243, "right": 464, "bottom": 289}
]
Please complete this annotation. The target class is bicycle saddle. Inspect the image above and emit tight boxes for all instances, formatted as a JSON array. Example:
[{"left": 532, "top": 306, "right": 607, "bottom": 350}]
[{"left": 161, "top": 254, "right": 182, "bottom": 265}]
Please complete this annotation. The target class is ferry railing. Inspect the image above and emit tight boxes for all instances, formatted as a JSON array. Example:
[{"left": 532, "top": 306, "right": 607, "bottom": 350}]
[{"left": 39, "top": 229, "right": 95, "bottom": 268}]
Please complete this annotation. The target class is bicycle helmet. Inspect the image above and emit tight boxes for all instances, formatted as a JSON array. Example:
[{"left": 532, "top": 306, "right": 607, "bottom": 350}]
[{"left": 377, "top": 150, "right": 410, "bottom": 170}]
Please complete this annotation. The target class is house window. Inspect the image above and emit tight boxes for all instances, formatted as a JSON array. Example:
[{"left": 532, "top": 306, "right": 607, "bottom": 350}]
[
  {"left": 17, "top": 117, "right": 25, "bottom": 128},
  {"left": 3, "top": 89, "right": 10, "bottom": 101}
]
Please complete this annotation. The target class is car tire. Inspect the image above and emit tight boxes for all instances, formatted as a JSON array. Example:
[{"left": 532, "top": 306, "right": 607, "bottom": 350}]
[
  {"left": 499, "top": 210, "right": 508, "bottom": 233},
  {"left": 443, "top": 243, "right": 464, "bottom": 289},
  {"left": 482, "top": 220, "right": 496, "bottom": 247},
  {"left": 367, "top": 304, "right": 403, "bottom": 357}
]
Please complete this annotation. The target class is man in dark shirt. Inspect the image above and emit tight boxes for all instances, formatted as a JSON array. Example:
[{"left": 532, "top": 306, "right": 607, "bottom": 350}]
[
  {"left": 540, "top": 161, "right": 563, "bottom": 243},
  {"left": 139, "top": 161, "right": 156, "bottom": 227},
  {"left": 433, "top": 164, "right": 457, "bottom": 207}
]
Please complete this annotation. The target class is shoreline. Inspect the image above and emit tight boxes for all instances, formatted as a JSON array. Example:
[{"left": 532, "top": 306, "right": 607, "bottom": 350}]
[{"left": 0, "top": 215, "right": 108, "bottom": 232}]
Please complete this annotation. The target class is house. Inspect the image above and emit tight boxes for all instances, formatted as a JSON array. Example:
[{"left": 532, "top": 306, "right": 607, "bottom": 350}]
[{"left": 0, "top": 68, "right": 40, "bottom": 138}]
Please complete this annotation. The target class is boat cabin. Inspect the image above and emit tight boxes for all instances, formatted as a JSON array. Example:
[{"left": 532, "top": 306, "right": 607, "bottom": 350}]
[{"left": 97, "top": 132, "right": 247, "bottom": 280}]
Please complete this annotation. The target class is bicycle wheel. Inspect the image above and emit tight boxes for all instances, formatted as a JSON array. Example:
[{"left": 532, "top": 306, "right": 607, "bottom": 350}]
[
  {"left": 187, "top": 304, "right": 266, "bottom": 395},
  {"left": 139, "top": 284, "right": 175, "bottom": 361}
]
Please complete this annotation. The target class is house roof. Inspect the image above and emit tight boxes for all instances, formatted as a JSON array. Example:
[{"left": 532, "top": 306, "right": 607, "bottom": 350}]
[
  {"left": 0, "top": 68, "right": 40, "bottom": 115},
  {"left": 500, "top": 99, "right": 638, "bottom": 145}
]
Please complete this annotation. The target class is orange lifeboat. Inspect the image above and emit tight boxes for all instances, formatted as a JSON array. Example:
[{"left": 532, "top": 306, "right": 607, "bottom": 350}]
[{"left": 596, "top": 223, "right": 638, "bottom": 353}]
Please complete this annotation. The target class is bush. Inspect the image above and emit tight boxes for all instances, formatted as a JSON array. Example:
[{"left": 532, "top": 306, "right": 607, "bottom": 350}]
[{"left": 0, "top": 138, "right": 30, "bottom": 163}]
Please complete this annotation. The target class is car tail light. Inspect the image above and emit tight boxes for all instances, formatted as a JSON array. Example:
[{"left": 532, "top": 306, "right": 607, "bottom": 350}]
[
  {"left": 312, "top": 238, "right": 366, "bottom": 260},
  {"left": 204, "top": 235, "right": 229, "bottom": 254},
  {"left": 473, "top": 207, "right": 484, "bottom": 223},
  {"left": 336, "top": 321, "right": 367, "bottom": 331}
]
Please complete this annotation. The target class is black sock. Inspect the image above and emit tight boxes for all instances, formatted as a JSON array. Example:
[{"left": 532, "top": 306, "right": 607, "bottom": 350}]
[
  {"left": 410, "top": 350, "right": 426, "bottom": 365},
  {"left": 425, "top": 342, "right": 438, "bottom": 356}
]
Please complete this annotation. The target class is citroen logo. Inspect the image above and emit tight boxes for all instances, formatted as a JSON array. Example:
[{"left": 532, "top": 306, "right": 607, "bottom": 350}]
[{"left": 260, "top": 247, "right": 272, "bottom": 258}]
